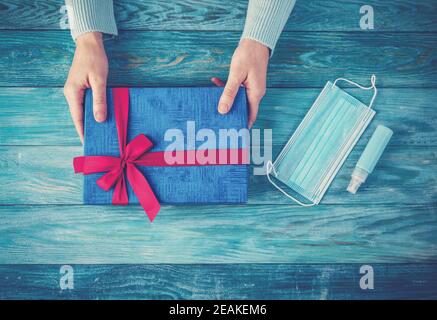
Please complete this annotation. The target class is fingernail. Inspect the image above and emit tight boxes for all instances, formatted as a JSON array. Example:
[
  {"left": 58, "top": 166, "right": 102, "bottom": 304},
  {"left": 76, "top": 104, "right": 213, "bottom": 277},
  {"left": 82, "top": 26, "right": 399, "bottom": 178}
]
[
  {"left": 218, "top": 103, "right": 228, "bottom": 114},
  {"left": 94, "top": 111, "right": 106, "bottom": 122}
]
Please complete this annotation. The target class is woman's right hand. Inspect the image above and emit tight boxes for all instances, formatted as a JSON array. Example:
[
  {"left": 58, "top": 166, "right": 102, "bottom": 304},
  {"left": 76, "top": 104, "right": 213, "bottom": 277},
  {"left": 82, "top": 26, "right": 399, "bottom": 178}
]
[{"left": 64, "top": 32, "right": 108, "bottom": 144}]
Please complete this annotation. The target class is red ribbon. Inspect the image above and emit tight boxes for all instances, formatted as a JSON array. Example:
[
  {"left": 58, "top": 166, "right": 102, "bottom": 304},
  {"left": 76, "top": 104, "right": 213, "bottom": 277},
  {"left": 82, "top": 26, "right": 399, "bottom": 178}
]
[{"left": 73, "top": 88, "right": 248, "bottom": 222}]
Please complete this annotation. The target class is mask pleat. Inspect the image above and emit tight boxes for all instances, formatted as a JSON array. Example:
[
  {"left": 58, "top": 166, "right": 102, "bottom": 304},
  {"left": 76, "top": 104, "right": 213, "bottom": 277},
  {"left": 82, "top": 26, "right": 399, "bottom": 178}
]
[
  {"left": 313, "top": 100, "right": 374, "bottom": 198},
  {"left": 290, "top": 97, "right": 348, "bottom": 187},
  {"left": 277, "top": 83, "right": 337, "bottom": 181},
  {"left": 273, "top": 83, "right": 329, "bottom": 169},
  {"left": 297, "top": 98, "right": 356, "bottom": 192}
]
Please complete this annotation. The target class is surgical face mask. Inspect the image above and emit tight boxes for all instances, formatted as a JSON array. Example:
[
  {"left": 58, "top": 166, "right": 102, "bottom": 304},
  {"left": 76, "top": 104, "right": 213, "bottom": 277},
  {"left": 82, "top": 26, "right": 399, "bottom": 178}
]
[{"left": 267, "top": 75, "right": 378, "bottom": 206}]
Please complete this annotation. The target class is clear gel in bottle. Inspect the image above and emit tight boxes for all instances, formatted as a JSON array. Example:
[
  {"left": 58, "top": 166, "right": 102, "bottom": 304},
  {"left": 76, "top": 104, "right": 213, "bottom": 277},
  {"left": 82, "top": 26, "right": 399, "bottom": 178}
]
[{"left": 347, "top": 125, "right": 393, "bottom": 194}]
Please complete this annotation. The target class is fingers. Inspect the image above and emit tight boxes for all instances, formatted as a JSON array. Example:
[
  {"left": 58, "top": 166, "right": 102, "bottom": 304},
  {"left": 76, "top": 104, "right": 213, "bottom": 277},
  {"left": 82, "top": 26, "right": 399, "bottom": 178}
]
[
  {"left": 218, "top": 72, "right": 242, "bottom": 114},
  {"left": 213, "top": 75, "right": 263, "bottom": 127},
  {"left": 64, "top": 83, "right": 85, "bottom": 144},
  {"left": 89, "top": 77, "right": 107, "bottom": 122},
  {"left": 246, "top": 84, "right": 265, "bottom": 128},
  {"left": 211, "top": 77, "right": 225, "bottom": 87},
  {"left": 246, "top": 91, "right": 261, "bottom": 129}
]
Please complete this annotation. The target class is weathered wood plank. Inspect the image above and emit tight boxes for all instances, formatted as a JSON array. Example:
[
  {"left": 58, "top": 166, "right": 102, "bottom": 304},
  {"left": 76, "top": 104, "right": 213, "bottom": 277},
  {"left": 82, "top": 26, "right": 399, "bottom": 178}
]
[
  {"left": 0, "top": 204, "right": 436, "bottom": 263},
  {"left": 1, "top": 264, "right": 436, "bottom": 299},
  {"left": 0, "top": 0, "right": 436, "bottom": 32},
  {"left": 1, "top": 88, "right": 436, "bottom": 146},
  {"left": 0, "top": 88, "right": 72, "bottom": 145},
  {"left": 1, "top": 31, "right": 436, "bottom": 87},
  {"left": 0, "top": 145, "right": 435, "bottom": 205}
]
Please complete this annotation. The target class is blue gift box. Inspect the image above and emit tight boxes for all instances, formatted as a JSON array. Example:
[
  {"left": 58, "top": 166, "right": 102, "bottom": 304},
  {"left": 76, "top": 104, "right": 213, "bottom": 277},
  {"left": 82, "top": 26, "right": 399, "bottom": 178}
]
[{"left": 83, "top": 87, "right": 249, "bottom": 205}]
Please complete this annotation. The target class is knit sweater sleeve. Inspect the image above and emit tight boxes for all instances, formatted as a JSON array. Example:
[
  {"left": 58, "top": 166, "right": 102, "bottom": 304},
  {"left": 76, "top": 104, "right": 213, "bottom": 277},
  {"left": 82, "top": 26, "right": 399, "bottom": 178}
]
[
  {"left": 65, "top": 0, "right": 118, "bottom": 40},
  {"left": 241, "top": 0, "right": 296, "bottom": 56}
]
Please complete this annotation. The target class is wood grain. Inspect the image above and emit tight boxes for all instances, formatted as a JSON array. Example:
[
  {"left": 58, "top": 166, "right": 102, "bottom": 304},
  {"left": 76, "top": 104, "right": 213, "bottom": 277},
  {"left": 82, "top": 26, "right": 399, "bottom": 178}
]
[
  {"left": 0, "top": 204, "right": 436, "bottom": 264},
  {"left": 1, "top": 264, "right": 436, "bottom": 299},
  {"left": 0, "top": 145, "right": 436, "bottom": 205},
  {"left": 1, "top": 88, "right": 436, "bottom": 146},
  {"left": 0, "top": 0, "right": 436, "bottom": 32},
  {"left": 1, "top": 31, "right": 436, "bottom": 87}
]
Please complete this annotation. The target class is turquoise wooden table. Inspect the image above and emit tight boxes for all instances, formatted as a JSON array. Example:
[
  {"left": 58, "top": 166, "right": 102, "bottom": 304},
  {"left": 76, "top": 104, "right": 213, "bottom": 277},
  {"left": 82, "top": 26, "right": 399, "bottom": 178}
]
[{"left": 0, "top": 0, "right": 436, "bottom": 299}]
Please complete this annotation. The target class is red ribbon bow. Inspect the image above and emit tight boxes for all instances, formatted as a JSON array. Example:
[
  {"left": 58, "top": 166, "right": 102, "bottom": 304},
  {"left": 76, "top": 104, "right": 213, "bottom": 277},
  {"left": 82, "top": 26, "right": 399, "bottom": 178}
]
[
  {"left": 74, "top": 88, "right": 161, "bottom": 221},
  {"left": 74, "top": 88, "right": 248, "bottom": 222}
]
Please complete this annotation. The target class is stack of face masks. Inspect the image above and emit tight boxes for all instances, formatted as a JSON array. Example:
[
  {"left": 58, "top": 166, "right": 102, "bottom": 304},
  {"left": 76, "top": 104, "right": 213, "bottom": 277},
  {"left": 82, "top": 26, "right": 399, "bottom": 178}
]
[{"left": 267, "top": 75, "right": 378, "bottom": 206}]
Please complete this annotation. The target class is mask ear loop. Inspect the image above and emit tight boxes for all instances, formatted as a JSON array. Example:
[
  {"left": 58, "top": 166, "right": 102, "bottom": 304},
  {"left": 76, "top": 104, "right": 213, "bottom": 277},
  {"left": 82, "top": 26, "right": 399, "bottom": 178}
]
[
  {"left": 333, "top": 74, "right": 377, "bottom": 109},
  {"left": 266, "top": 161, "right": 316, "bottom": 207}
]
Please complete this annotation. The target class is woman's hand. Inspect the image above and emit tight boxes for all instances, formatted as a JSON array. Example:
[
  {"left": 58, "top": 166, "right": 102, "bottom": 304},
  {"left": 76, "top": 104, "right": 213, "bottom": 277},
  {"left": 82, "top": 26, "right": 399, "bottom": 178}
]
[
  {"left": 64, "top": 32, "right": 108, "bottom": 144},
  {"left": 212, "top": 38, "right": 270, "bottom": 128}
]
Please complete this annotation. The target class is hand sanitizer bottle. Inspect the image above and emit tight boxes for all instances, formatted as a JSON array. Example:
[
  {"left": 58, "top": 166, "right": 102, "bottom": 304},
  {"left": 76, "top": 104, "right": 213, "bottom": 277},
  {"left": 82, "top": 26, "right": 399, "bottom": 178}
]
[{"left": 347, "top": 125, "right": 393, "bottom": 194}]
